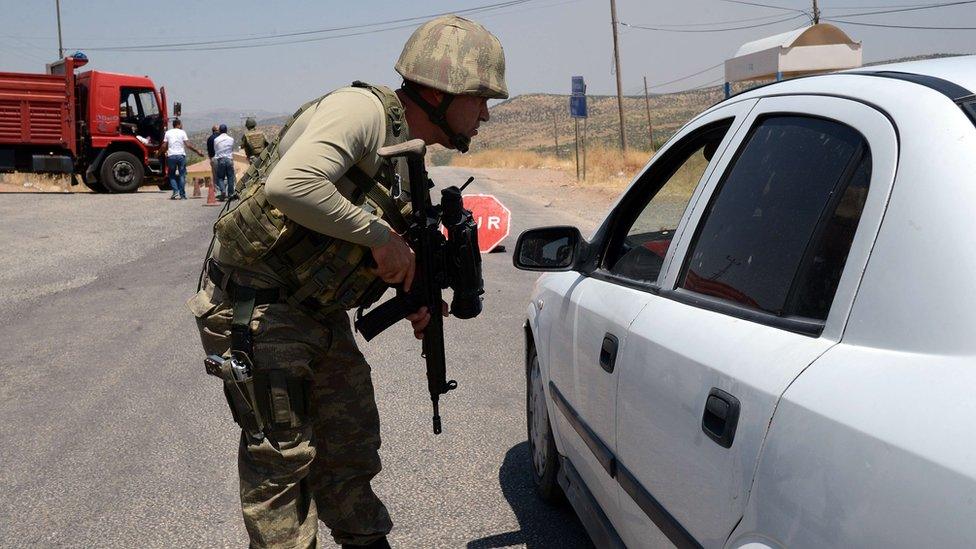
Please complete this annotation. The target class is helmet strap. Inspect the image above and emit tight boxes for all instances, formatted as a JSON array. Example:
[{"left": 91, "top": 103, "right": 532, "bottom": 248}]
[{"left": 402, "top": 83, "right": 471, "bottom": 153}]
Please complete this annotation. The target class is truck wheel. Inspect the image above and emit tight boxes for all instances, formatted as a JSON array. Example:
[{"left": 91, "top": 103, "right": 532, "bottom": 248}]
[
  {"left": 100, "top": 151, "right": 144, "bottom": 193},
  {"left": 527, "top": 347, "right": 563, "bottom": 502}
]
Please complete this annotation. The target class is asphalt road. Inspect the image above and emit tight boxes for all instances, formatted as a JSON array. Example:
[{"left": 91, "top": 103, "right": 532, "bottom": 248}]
[{"left": 0, "top": 167, "right": 601, "bottom": 549}]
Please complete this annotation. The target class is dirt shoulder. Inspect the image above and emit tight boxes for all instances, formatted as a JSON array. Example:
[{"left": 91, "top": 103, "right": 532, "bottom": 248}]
[
  {"left": 455, "top": 167, "right": 619, "bottom": 228},
  {"left": 0, "top": 173, "right": 81, "bottom": 193}
]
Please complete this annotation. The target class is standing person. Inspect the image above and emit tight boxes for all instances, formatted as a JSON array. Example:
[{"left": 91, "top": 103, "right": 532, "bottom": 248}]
[
  {"left": 206, "top": 125, "right": 220, "bottom": 191},
  {"left": 241, "top": 117, "right": 269, "bottom": 164},
  {"left": 213, "top": 124, "right": 236, "bottom": 201},
  {"left": 162, "top": 118, "right": 203, "bottom": 200},
  {"left": 186, "top": 15, "right": 506, "bottom": 549}
]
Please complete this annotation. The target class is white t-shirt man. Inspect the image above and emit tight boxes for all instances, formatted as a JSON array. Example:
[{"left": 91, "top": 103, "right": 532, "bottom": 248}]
[
  {"left": 163, "top": 127, "right": 190, "bottom": 157},
  {"left": 213, "top": 133, "right": 235, "bottom": 160}
]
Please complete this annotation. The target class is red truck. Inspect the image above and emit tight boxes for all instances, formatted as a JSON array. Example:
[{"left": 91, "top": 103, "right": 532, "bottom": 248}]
[{"left": 0, "top": 53, "right": 178, "bottom": 192}]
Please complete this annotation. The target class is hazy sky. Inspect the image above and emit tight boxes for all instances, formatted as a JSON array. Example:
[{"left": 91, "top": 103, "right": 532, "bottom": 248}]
[{"left": 1, "top": 0, "right": 974, "bottom": 117}]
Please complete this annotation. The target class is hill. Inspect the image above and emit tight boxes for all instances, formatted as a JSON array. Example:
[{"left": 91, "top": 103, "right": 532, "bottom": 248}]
[
  {"left": 184, "top": 53, "right": 968, "bottom": 166},
  {"left": 179, "top": 108, "right": 287, "bottom": 133},
  {"left": 438, "top": 52, "right": 970, "bottom": 164}
]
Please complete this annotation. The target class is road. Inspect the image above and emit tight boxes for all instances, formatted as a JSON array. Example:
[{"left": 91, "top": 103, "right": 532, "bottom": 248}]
[{"left": 0, "top": 167, "right": 603, "bottom": 549}]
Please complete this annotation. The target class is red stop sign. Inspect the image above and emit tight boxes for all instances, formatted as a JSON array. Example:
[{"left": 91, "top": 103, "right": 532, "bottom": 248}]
[{"left": 458, "top": 194, "right": 511, "bottom": 253}]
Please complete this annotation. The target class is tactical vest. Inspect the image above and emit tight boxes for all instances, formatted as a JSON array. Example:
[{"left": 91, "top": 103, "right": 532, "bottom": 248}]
[
  {"left": 241, "top": 130, "right": 268, "bottom": 157},
  {"left": 214, "top": 82, "right": 409, "bottom": 316}
]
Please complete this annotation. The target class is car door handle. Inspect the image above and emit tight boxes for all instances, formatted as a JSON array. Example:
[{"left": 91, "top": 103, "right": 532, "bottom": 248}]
[
  {"left": 701, "top": 388, "right": 740, "bottom": 448},
  {"left": 599, "top": 333, "right": 618, "bottom": 373}
]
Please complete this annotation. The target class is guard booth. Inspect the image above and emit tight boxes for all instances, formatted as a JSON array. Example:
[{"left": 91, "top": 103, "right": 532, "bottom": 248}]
[{"left": 724, "top": 23, "right": 862, "bottom": 97}]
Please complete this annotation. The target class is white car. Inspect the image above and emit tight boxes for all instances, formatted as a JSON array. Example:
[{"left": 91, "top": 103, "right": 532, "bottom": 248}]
[{"left": 515, "top": 56, "right": 976, "bottom": 548}]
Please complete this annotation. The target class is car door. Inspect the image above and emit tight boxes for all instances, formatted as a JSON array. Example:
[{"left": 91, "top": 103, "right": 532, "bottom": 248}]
[
  {"left": 612, "top": 95, "right": 898, "bottom": 548},
  {"left": 545, "top": 99, "right": 758, "bottom": 527}
]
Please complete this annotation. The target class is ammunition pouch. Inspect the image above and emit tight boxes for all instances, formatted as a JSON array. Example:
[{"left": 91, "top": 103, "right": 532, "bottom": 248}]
[{"left": 212, "top": 81, "right": 409, "bottom": 316}]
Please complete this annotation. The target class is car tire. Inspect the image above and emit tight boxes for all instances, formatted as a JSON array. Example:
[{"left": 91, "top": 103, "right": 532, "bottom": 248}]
[
  {"left": 99, "top": 151, "right": 144, "bottom": 193},
  {"left": 526, "top": 346, "right": 562, "bottom": 502}
]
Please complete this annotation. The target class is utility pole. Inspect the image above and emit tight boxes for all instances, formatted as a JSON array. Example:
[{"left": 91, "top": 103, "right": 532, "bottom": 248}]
[
  {"left": 643, "top": 76, "right": 654, "bottom": 150},
  {"left": 609, "top": 0, "right": 628, "bottom": 151},
  {"left": 812, "top": 0, "right": 820, "bottom": 24},
  {"left": 551, "top": 109, "right": 560, "bottom": 158},
  {"left": 55, "top": 0, "right": 64, "bottom": 59}
]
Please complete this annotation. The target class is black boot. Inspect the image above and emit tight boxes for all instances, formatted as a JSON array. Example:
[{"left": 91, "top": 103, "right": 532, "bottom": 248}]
[{"left": 341, "top": 536, "right": 390, "bottom": 549}]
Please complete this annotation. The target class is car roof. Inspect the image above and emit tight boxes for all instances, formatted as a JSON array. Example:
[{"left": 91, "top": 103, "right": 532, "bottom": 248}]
[
  {"left": 705, "top": 54, "right": 976, "bottom": 118},
  {"left": 844, "top": 54, "right": 976, "bottom": 95}
]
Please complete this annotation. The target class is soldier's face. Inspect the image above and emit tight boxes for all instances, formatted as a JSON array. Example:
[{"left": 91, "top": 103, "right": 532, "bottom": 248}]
[{"left": 445, "top": 95, "right": 490, "bottom": 144}]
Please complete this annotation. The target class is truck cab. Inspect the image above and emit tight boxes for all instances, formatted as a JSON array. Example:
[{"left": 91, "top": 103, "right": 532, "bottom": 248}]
[{"left": 73, "top": 66, "right": 169, "bottom": 192}]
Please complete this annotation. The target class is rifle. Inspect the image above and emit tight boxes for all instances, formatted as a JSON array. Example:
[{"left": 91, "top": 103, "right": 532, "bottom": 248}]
[{"left": 355, "top": 139, "right": 484, "bottom": 434}]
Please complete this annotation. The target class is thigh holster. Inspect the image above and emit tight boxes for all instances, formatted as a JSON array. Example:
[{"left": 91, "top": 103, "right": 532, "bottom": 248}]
[{"left": 203, "top": 280, "right": 311, "bottom": 440}]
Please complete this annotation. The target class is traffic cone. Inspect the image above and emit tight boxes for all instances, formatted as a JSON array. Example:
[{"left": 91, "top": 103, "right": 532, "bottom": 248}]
[
  {"left": 204, "top": 180, "right": 220, "bottom": 207},
  {"left": 192, "top": 178, "right": 201, "bottom": 198}
]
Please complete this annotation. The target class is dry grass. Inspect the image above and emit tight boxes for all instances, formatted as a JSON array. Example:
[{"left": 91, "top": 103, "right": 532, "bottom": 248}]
[
  {"left": 452, "top": 146, "right": 654, "bottom": 191},
  {"left": 0, "top": 172, "right": 82, "bottom": 193}
]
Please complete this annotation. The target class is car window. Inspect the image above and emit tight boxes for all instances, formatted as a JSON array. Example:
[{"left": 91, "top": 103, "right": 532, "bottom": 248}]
[
  {"left": 604, "top": 121, "right": 733, "bottom": 285},
  {"left": 679, "top": 116, "right": 871, "bottom": 321}
]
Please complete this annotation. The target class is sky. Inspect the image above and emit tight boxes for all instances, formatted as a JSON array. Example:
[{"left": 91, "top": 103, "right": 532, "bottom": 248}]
[{"left": 1, "top": 0, "right": 974, "bottom": 120}]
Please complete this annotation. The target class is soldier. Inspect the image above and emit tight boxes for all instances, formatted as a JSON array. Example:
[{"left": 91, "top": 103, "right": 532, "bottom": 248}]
[
  {"left": 186, "top": 15, "right": 506, "bottom": 549},
  {"left": 241, "top": 117, "right": 269, "bottom": 163}
]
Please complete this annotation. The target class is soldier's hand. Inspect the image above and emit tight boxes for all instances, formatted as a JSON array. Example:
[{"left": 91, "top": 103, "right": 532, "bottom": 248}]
[
  {"left": 407, "top": 301, "right": 449, "bottom": 339},
  {"left": 370, "top": 230, "right": 416, "bottom": 289}
]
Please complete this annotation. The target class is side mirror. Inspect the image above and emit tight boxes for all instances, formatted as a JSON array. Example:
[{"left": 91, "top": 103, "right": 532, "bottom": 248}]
[
  {"left": 173, "top": 102, "right": 182, "bottom": 117},
  {"left": 513, "top": 226, "right": 587, "bottom": 272}
]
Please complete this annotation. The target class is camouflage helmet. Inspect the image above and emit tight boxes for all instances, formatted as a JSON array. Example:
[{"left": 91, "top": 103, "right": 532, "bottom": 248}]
[
  {"left": 245, "top": 117, "right": 257, "bottom": 130},
  {"left": 395, "top": 15, "right": 508, "bottom": 99}
]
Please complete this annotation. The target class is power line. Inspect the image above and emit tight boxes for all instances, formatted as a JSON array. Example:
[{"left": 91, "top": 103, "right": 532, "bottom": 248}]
[
  {"left": 693, "top": 77, "right": 727, "bottom": 90},
  {"left": 825, "top": 0, "right": 976, "bottom": 18},
  {"left": 713, "top": 0, "right": 808, "bottom": 14},
  {"left": 648, "top": 62, "right": 726, "bottom": 89},
  {"left": 78, "top": 21, "right": 423, "bottom": 52},
  {"left": 71, "top": 0, "right": 537, "bottom": 52},
  {"left": 620, "top": 13, "right": 807, "bottom": 32},
  {"left": 825, "top": 18, "right": 976, "bottom": 29},
  {"left": 0, "top": 37, "right": 49, "bottom": 64},
  {"left": 823, "top": 0, "right": 971, "bottom": 9},
  {"left": 628, "top": 11, "right": 797, "bottom": 28}
]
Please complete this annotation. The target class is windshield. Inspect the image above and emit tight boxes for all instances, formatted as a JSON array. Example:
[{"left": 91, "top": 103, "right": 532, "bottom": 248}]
[{"left": 138, "top": 91, "right": 159, "bottom": 116}]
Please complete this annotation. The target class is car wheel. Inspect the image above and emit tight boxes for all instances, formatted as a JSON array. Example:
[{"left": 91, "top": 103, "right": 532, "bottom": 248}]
[
  {"left": 99, "top": 151, "right": 144, "bottom": 193},
  {"left": 527, "top": 346, "right": 562, "bottom": 502}
]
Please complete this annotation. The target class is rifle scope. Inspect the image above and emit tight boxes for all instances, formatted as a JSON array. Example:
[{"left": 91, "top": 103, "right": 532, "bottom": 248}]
[{"left": 441, "top": 186, "right": 484, "bottom": 320}]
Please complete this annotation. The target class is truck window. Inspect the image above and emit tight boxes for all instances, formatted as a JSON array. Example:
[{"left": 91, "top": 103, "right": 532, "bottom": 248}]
[
  {"left": 137, "top": 91, "right": 159, "bottom": 117},
  {"left": 679, "top": 116, "right": 871, "bottom": 322},
  {"left": 122, "top": 94, "right": 139, "bottom": 120}
]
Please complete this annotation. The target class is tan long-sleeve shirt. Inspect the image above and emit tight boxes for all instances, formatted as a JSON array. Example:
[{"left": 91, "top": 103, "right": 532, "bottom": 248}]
[
  {"left": 213, "top": 86, "right": 408, "bottom": 280},
  {"left": 265, "top": 86, "right": 401, "bottom": 248}
]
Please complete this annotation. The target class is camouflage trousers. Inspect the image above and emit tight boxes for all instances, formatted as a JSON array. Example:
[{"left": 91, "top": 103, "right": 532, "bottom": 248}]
[{"left": 189, "top": 280, "right": 393, "bottom": 548}]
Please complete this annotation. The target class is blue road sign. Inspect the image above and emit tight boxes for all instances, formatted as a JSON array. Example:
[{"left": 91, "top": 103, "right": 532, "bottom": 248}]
[
  {"left": 572, "top": 76, "right": 586, "bottom": 95},
  {"left": 570, "top": 95, "right": 587, "bottom": 118}
]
